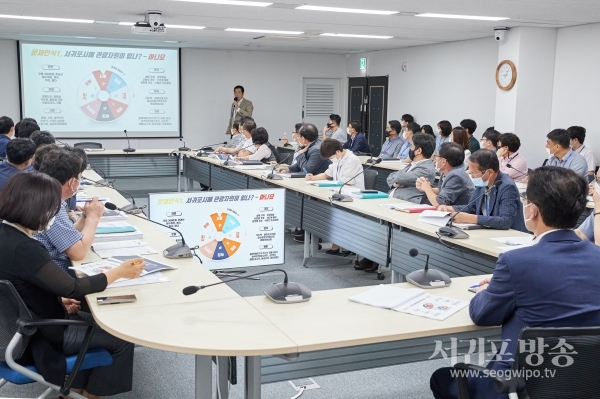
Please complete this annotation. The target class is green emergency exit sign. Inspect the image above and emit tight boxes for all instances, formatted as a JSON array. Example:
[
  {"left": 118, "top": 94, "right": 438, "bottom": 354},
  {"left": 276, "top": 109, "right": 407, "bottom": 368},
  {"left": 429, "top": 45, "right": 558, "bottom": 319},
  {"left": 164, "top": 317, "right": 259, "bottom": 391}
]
[{"left": 359, "top": 58, "right": 367, "bottom": 71}]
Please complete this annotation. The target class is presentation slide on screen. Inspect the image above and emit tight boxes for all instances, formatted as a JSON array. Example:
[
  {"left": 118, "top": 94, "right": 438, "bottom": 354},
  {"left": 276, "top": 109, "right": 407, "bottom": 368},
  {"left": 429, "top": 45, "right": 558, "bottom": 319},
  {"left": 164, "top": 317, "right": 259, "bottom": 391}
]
[
  {"left": 149, "top": 189, "right": 286, "bottom": 270},
  {"left": 20, "top": 43, "right": 180, "bottom": 138}
]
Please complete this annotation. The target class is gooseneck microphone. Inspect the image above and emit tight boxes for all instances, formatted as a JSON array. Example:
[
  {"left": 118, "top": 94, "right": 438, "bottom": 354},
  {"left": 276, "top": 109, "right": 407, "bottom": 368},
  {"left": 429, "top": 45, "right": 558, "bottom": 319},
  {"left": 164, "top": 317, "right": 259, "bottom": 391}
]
[
  {"left": 438, "top": 180, "right": 503, "bottom": 239},
  {"left": 506, "top": 164, "right": 528, "bottom": 179},
  {"left": 266, "top": 153, "right": 292, "bottom": 180},
  {"left": 406, "top": 248, "right": 451, "bottom": 288},
  {"left": 200, "top": 141, "right": 228, "bottom": 151},
  {"left": 105, "top": 202, "right": 192, "bottom": 259},
  {"left": 182, "top": 269, "right": 312, "bottom": 304},
  {"left": 178, "top": 137, "right": 191, "bottom": 152},
  {"left": 331, "top": 158, "right": 382, "bottom": 202},
  {"left": 88, "top": 164, "right": 110, "bottom": 187},
  {"left": 123, "top": 129, "right": 136, "bottom": 153}
]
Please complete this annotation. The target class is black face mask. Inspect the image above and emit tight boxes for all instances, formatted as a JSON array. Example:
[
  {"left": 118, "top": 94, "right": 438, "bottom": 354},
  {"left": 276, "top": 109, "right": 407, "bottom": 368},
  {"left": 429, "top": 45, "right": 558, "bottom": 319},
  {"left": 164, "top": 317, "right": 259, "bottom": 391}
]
[
  {"left": 385, "top": 131, "right": 391, "bottom": 137},
  {"left": 326, "top": 123, "right": 332, "bottom": 128},
  {"left": 408, "top": 149, "right": 415, "bottom": 161}
]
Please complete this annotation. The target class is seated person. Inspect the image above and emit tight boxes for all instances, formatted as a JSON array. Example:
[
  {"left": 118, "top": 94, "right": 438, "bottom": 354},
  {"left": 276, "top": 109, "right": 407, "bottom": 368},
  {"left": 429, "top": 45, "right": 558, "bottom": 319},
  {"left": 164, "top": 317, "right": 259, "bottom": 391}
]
[
  {"left": 460, "top": 118, "right": 479, "bottom": 152},
  {"left": 343, "top": 120, "right": 370, "bottom": 154},
  {"left": 421, "top": 124, "right": 435, "bottom": 138},
  {"left": 0, "top": 138, "right": 36, "bottom": 191},
  {"left": 480, "top": 127, "right": 500, "bottom": 152},
  {"left": 223, "top": 122, "right": 245, "bottom": 149},
  {"left": 289, "top": 122, "right": 307, "bottom": 166},
  {"left": 0, "top": 171, "right": 145, "bottom": 397},
  {"left": 235, "top": 127, "right": 276, "bottom": 163},
  {"left": 397, "top": 122, "right": 421, "bottom": 161},
  {"left": 277, "top": 123, "right": 330, "bottom": 175},
  {"left": 438, "top": 149, "right": 527, "bottom": 232},
  {"left": 575, "top": 171, "right": 600, "bottom": 244},
  {"left": 379, "top": 120, "right": 405, "bottom": 159},
  {"left": 29, "top": 130, "right": 56, "bottom": 148},
  {"left": 450, "top": 126, "right": 471, "bottom": 164},
  {"left": 215, "top": 120, "right": 256, "bottom": 155},
  {"left": 307, "top": 139, "right": 364, "bottom": 255},
  {"left": 497, "top": 132, "right": 528, "bottom": 183},
  {"left": 386, "top": 133, "right": 436, "bottom": 203},
  {"left": 434, "top": 120, "right": 452, "bottom": 153},
  {"left": 569, "top": 125, "right": 595, "bottom": 179},
  {"left": 431, "top": 166, "right": 600, "bottom": 399},
  {"left": 416, "top": 142, "right": 475, "bottom": 207},
  {"left": 34, "top": 150, "right": 106, "bottom": 277},
  {"left": 322, "top": 114, "right": 346, "bottom": 143},
  {"left": 14, "top": 118, "right": 40, "bottom": 139},
  {"left": 546, "top": 128, "right": 587, "bottom": 178},
  {"left": 0, "top": 116, "right": 15, "bottom": 158}
]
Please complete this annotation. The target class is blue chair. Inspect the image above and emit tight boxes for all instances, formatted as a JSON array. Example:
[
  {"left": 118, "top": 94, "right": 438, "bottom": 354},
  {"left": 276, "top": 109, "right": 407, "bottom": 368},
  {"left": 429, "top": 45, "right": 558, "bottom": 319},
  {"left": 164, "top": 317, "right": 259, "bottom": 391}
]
[{"left": 0, "top": 280, "right": 113, "bottom": 399}]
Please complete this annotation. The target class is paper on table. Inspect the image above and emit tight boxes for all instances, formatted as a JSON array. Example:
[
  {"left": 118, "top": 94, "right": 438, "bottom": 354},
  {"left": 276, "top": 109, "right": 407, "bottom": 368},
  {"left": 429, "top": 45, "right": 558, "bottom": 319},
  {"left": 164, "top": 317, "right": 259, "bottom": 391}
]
[
  {"left": 108, "top": 272, "right": 170, "bottom": 288},
  {"left": 92, "top": 240, "right": 158, "bottom": 258},
  {"left": 348, "top": 285, "right": 425, "bottom": 309},
  {"left": 392, "top": 294, "right": 469, "bottom": 321},
  {"left": 491, "top": 236, "right": 535, "bottom": 246},
  {"left": 418, "top": 210, "right": 451, "bottom": 227}
]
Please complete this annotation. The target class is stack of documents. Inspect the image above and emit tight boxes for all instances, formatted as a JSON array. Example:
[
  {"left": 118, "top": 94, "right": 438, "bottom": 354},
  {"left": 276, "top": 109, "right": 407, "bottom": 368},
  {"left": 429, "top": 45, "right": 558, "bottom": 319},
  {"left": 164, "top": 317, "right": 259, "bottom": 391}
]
[
  {"left": 94, "top": 222, "right": 143, "bottom": 242},
  {"left": 379, "top": 203, "right": 437, "bottom": 213},
  {"left": 417, "top": 210, "right": 451, "bottom": 227},
  {"left": 348, "top": 285, "right": 468, "bottom": 321},
  {"left": 70, "top": 256, "right": 176, "bottom": 288},
  {"left": 92, "top": 240, "right": 158, "bottom": 258},
  {"left": 491, "top": 236, "right": 535, "bottom": 253}
]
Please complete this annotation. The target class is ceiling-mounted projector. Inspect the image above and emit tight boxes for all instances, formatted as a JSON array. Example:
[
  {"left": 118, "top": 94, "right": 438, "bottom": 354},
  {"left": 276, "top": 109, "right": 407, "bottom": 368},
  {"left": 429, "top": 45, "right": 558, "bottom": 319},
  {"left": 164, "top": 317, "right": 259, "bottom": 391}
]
[{"left": 132, "top": 11, "right": 166, "bottom": 35}]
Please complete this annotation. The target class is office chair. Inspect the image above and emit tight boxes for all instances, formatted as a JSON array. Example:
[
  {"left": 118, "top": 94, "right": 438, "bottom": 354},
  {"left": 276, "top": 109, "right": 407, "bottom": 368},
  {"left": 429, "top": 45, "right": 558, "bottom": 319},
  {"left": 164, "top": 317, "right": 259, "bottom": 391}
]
[
  {"left": 363, "top": 169, "right": 378, "bottom": 191},
  {"left": 454, "top": 326, "right": 600, "bottom": 399},
  {"left": 0, "top": 280, "right": 113, "bottom": 399},
  {"left": 73, "top": 142, "right": 103, "bottom": 149}
]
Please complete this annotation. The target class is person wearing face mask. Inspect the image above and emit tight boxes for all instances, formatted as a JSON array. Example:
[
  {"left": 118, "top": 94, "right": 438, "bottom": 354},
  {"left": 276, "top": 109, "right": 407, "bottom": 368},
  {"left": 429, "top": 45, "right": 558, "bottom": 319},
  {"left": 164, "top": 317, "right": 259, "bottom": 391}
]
[
  {"left": 222, "top": 122, "right": 245, "bottom": 149},
  {"left": 420, "top": 124, "right": 435, "bottom": 138},
  {"left": 545, "top": 128, "right": 588, "bottom": 178},
  {"left": 568, "top": 126, "right": 596, "bottom": 179},
  {"left": 0, "top": 115, "right": 15, "bottom": 158},
  {"left": 215, "top": 120, "right": 257, "bottom": 156},
  {"left": 342, "top": 120, "right": 370, "bottom": 154},
  {"left": 400, "top": 114, "right": 414, "bottom": 134},
  {"left": 0, "top": 171, "right": 145, "bottom": 398},
  {"left": 379, "top": 120, "right": 405, "bottom": 159},
  {"left": 34, "top": 149, "right": 105, "bottom": 277},
  {"left": 306, "top": 139, "right": 364, "bottom": 255},
  {"left": 480, "top": 127, "right": 500, "bottom": 152},
  {"left": 277, "top": 123, "right": 330, "bottom": 175},
  {"left": 322, "top": 114, "right": 346, "bottom": 144},
  {"left": 438, "top": 149, "right": 527, "bottom": 232},
  {"left": 0, "top": 138, "right": 36, "bottom": 191},
  {"left": 497, "top": 133, "right": 528, "bottom": 183},
  {"left": 575, "top": 168, "right": 600, "bottom": 244},
  {"left": 434, "top": 120, "right": 452, "bottom": 153},
  {"left": 397, "top": 122, "right": 421, "bottom": 161},
  {"left": 416, "top": 142, "right": 474, "bottom": 207},
  {"left": 386, "top": 133, "right": 436, "bottom": 202},
  {"left": 431, "top": 166, "right": 600, "bottom": 399}
]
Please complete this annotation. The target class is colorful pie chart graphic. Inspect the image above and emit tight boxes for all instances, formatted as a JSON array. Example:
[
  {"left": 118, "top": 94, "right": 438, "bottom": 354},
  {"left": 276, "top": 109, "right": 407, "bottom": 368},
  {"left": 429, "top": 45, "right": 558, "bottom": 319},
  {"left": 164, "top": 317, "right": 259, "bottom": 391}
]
[
  {"left": 199, "top": 212, "right": 243, "bottom": 260},
  {"left": 77, "top": 70, "right": 131, "bottom": 122}
]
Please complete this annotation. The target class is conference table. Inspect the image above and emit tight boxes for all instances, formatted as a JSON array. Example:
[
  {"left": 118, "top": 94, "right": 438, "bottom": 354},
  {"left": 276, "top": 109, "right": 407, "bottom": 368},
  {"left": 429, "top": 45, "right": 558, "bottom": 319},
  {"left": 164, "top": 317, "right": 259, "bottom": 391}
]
[{"left": 78, "top": 169, "right": 501, "bottom": 399}]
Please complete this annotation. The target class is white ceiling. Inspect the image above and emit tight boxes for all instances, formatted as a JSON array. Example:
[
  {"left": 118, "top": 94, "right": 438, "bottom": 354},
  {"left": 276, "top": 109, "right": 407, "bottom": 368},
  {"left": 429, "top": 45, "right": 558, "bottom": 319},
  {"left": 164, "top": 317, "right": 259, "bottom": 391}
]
[{"left": 0, "top": 0, "right": 599, "bottom": 53}]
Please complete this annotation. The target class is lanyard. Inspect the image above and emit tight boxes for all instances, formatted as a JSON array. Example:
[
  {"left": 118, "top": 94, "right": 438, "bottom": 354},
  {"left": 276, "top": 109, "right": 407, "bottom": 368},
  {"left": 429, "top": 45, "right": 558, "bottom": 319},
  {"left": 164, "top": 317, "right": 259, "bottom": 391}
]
[
  {"left": 553, "top": 150, "right": 573, "bottom": 166},
  {"left": 507, "top": 152, "right": 519, "bottom": 163}
]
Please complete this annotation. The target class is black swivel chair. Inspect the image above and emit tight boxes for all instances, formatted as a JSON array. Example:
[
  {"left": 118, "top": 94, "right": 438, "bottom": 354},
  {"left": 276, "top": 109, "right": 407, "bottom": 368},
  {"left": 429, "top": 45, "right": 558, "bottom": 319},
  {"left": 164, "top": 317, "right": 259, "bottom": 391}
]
[
  {"left": 74, "top": 142, "right": 103, "bottom": 149},
  {"left": 0, "top": 280, "right": 113, "bottom": 399},
  {"left": 362, "top": 169, "right": 378, "bottom": 191},
  {"left": 454, "top": 326, "right": 600, "bottom": 399}
]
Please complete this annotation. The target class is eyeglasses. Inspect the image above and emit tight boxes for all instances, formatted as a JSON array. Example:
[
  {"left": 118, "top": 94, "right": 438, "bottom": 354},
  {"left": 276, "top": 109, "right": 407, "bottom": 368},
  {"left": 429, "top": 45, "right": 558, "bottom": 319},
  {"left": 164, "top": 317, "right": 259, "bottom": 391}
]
[
  {"left": 467, "top": 170, "right": 485, "bottom": 178},
  {"left": 519, "top": 193, "right": 528, "bottom": 204}
]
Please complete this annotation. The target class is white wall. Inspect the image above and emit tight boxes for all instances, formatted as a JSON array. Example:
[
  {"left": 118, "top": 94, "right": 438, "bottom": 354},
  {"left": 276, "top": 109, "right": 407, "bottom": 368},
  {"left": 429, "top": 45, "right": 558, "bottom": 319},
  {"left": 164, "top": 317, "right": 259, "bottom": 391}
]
[
  {"left": 0, "top": 42, "right": 347, "bottom": 149},
  {"left": 0, "top": 39, "right": 21, "bottom": 124},
  {"left": 551, "top": 22, "right": 600, "bottom": 164},
  {"left": 346, "top": 38, "right": 498, "bottom": 131}
]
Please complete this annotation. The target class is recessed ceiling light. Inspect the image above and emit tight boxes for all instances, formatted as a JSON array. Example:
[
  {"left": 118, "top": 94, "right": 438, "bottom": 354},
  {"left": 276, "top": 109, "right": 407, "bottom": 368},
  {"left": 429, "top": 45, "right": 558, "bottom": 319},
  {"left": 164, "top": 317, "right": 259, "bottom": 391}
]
[
  {"left": 296, "top": 5, "right": 398, "bottom": 15},
  {"left": 320, "top": 33, "right": 393, "bottom": 40},
  {"left": 118, "top": 22, "right": 135, "bottom": 26},
  {"left": 226, "top": 28, "right": 304, "bottom": 35},
  {"left": 166, "top": 24, "right": 205, "bottom": 30},
  {"left": 0, "top": 14, "right": 94, "bottom": 23},
  {"left": 416, "top": 13, "right": 509, "bottom": 21},
  {"left": 75, "top": 36, "right": 97, "bottom": 39},
  {"left": 171, "top": 0, "right": 272, "bottom": 6},
  {"left": 94, "top": 20, "right": 120, "bottom": 25}
]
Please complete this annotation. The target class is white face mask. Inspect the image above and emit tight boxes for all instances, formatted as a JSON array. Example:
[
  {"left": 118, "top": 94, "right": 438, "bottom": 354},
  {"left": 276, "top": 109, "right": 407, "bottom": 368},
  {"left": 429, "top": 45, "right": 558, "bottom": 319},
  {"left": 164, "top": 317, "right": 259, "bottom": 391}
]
[
  {"left": 545, "top": 147, "right": 552, "bottom": 156},
  {"left": 347, "top": 128, "right": 351, "bottom": 134},
  {"left": 402, "top": 131, "right": 407, "bottom": 140},
  {"left": 523, "top": 203, "right": 535, "bottom": 231},
  {"left": 436, "top": 128, "right": 441, "bottom": 136}
]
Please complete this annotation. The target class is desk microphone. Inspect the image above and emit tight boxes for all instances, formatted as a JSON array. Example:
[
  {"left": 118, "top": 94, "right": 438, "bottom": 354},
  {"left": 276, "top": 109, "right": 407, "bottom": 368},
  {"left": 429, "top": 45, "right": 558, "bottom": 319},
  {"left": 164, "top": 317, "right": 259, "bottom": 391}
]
[
  {"left": 105, "top": 202, "right": 192, "bottom": 259},
  {"left": 182, "top": 269, "right": 311, "bottom": 304},
  {"left": 123, "top": 130, "right": 136, "bottom": 153},
  {"left": 199, "top": 141, "right": 228, "bottom": 151},
  {"left": 506, "top": 164, "right": 528, "bottom": 179},
  {"left": 178, "top": 137, "right": 191, "bottom": 152},
  {"left": 85, "top": 179, "right": 142, "bottom": 214},
  {"left": 405, "top": 248, "right": 451, "bottom": 288},
  {"left": 266, "top": 153, "right": 292, "bottom": 180},
  {"left": 223, "top": 143, "right": 256, "bottom": 166},
  {"left": 438, "top": 180, "right": 502, "bottom": 239},
  {"left": 365, "top": 144, "right": 377, "bottom": 164},
  {"left": 88, "top": 164, "right": 111, "bottom": 187},
  {"left": 332, "top": 158, "right": 382, "bottom": 202}
]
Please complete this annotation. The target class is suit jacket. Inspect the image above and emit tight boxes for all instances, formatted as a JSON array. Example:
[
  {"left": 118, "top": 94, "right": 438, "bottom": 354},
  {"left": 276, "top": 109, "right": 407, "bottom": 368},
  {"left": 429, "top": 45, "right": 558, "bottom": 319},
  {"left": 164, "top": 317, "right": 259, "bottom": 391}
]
[
  {"left": 387, "top": 160, "right": 436, "bottom": 203},
  {"left": 289, "top": 140, "right": 330, "bottom": 174},
  {"left": 435, "top": 165, "right": 475, "bottom": 206},
  {"left": 468, "top": 230, "right": 600, "bottom": 398},
  {"left": 343, "top": 133, "right": 370, "bottom": 154},
  {"left": 227, "top": 98, "right": 254, "bottom": 130},
  {"left": 454, "top": 171, "right": 527, "bottom": 232}
]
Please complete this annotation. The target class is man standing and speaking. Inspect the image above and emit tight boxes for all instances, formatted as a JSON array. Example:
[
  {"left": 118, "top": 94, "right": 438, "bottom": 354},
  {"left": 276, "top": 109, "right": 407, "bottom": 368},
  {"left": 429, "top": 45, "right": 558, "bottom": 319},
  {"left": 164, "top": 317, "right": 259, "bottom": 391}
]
[{"left": 226, "top": 85, "right": 254, "bottom": 136}]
